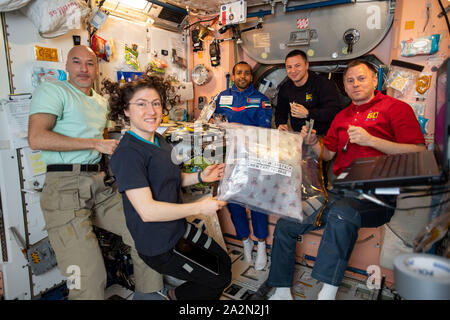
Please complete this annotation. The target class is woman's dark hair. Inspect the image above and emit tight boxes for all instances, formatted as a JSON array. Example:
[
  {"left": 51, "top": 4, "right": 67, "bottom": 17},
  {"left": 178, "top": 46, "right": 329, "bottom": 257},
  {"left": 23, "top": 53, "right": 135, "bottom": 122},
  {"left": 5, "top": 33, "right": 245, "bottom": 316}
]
[{"left": 102, "top": 73, "right": 175, "bottom": 124}]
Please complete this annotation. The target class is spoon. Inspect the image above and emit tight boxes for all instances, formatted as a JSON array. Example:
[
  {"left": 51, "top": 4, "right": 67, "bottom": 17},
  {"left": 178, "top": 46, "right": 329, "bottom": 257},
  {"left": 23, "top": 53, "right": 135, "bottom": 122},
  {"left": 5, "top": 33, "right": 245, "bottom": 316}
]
[{"left": 342, "top": 137, "right": 350, "bottom": 152}]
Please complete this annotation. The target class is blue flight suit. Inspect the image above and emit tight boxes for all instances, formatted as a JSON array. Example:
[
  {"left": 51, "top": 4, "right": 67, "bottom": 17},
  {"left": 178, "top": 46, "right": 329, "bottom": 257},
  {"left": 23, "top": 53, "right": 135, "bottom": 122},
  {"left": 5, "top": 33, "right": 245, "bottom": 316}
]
[
  {"left": 215, "top": 84, "right": 272, "bottom": 128},
  {"left": 214, "top": 84, "right": 272, "bottom": 240}
]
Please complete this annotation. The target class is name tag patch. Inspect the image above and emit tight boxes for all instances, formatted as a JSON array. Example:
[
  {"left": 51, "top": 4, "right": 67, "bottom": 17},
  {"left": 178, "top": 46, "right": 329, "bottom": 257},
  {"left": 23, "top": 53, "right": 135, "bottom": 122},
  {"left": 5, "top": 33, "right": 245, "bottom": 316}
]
[
  {"left": 219, "top": 95, "right": 233, "bottom": 105},
  {"left": 247, "top": 98, "right": 260, "bottom": 104}
]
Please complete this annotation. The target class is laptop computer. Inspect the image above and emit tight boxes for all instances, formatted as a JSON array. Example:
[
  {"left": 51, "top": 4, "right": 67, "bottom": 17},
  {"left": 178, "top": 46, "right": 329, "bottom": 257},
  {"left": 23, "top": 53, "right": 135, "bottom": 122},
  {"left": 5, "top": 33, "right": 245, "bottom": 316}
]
[{"left": 333, "top": 58, "right": 449, "bottom": 190}]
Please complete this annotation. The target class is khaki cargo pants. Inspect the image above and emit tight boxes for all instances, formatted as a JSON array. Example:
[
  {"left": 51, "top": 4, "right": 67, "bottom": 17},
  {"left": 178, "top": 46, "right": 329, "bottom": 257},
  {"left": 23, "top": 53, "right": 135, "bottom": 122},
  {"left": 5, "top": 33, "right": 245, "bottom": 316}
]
[{"left": 40, "top": 166, "right": 163, "bottom": 300}]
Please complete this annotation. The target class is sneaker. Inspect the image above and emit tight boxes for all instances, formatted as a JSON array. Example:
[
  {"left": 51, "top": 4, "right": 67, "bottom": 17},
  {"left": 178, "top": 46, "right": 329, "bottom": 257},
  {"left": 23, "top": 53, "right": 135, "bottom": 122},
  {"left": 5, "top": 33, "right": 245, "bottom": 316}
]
[
  {"left": 242, "top": 238, "right": 253, "bottom": 262},
  {"left": 268, "top": 287, "right": 293, "bottom": 300},
  {"left": 255, "top": 241, "right": 267, "bottom": 270}
]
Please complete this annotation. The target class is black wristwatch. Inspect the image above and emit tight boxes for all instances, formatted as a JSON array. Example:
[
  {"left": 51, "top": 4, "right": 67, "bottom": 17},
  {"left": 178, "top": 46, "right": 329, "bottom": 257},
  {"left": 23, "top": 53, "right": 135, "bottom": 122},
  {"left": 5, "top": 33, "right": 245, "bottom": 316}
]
[{"left": 198, "top": 169, "right": 205, "bottom": 184}]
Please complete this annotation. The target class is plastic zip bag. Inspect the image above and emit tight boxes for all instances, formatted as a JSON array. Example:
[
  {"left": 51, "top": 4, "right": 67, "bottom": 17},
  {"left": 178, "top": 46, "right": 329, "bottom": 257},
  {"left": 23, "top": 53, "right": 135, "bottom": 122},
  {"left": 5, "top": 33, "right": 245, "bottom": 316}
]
[
  {"left": 32, "top": 67, "right": 67, "bottom": 87},
  {"left": 125, "top": 44, "right": 140, "bottom": 71},
  {"left": 195, "top": 95, "right": 217, "bottom": 124},
  {"left": 387, "top": 63, "right": 422, "bottom": 98},
  {"left": 414, "top": 73, "right": 432, "bottom": 99},
  {"left": 217, "top": 123, "right": 306, "bottom": 221}
]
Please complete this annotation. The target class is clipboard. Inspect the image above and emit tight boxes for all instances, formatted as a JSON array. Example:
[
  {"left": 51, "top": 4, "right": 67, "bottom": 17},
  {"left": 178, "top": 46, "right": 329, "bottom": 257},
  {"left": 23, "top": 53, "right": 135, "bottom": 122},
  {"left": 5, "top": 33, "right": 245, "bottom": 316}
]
[{"left": 1, "top": 94, "right": 32, "bottom": 149}]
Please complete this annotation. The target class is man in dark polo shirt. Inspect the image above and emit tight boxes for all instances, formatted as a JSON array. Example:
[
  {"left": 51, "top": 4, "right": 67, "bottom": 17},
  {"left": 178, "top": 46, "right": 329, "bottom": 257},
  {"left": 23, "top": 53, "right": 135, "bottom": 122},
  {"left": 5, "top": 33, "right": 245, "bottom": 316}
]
[{"left": 275, "top": 49, "right": 341, "bottom": 135}]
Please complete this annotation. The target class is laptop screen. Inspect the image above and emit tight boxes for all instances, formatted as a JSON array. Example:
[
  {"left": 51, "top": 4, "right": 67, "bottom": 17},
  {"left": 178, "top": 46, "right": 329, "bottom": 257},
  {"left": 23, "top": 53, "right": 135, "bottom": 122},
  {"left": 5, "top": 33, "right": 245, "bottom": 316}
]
[{"left": 434, "top": 58, "right": 449, "bottom": 174}]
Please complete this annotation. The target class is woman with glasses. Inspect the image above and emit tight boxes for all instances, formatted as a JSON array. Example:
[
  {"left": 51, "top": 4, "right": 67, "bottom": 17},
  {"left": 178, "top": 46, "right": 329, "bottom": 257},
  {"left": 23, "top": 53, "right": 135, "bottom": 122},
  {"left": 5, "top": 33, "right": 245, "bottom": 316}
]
[{"left": 103, "top": 75, "right": 231, "bottom": 300}]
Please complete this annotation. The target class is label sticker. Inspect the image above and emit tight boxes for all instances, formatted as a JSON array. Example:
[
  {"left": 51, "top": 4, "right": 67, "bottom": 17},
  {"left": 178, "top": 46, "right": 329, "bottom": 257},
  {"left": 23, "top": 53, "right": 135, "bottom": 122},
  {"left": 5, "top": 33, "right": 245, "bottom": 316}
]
[
  {"left": 253, "top": 33, "right": 270, "bottom": 48},
  {"left": 247, "top": 157, "right": 293, "bottom": 177},
  {"left": 405, "top": 20, "right": 415, "bottom": 30},
  {"left": 297, "top": 18, "right": 309, "bottom": 30},
  {"left": 219, "top": 95, "right": 233, "bottom": 105},
  {"left": 247, "top": 98, "right": 260, "bottom": 104},
  {"left": 35, "top": 46, "right": 59, "bottom": 62}
]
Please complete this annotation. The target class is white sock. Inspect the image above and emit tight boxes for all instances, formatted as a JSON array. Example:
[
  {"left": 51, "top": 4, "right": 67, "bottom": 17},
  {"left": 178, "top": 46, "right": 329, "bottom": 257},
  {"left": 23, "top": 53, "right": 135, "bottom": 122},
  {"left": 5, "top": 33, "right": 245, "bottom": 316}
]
[
  {"left": 242, "top": 238, "right": 253, "bottom": 262},
  {"left": 254, "top": 241, "right": 267, "bottom": 271},
  {"left": 269, "top": 287, "right": 293, "bottom": 300},
  {"left": 317, "top": 283, "right": 339, "bottom": 300}
]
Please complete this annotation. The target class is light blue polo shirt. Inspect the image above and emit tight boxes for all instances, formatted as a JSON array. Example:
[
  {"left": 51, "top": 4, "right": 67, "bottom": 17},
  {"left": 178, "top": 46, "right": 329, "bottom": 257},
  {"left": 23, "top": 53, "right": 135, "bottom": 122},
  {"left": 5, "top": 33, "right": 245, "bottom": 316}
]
[{"left": 30, "top": 80, "right": 109, "bottom": 165}]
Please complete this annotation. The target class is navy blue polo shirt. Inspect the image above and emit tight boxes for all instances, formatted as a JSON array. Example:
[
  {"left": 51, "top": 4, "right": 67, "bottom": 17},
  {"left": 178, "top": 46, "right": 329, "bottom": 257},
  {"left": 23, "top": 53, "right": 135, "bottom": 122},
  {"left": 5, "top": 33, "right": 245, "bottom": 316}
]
[
  {"left": 110, "top": 131, "right": 186, "bottom": 256},
  {"left": 275, "top": 71, "right": 341, "bottom": 135}
]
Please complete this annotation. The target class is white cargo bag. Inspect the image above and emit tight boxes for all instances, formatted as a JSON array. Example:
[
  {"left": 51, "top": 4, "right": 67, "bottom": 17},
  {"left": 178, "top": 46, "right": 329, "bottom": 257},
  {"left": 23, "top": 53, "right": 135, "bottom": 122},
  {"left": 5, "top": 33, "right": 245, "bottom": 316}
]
[
  {"left": 20, "top": 0, "right": 90, "bottom": 38},
  {"left": 0, "top": 0, "right": 31, "bottom": 12}
]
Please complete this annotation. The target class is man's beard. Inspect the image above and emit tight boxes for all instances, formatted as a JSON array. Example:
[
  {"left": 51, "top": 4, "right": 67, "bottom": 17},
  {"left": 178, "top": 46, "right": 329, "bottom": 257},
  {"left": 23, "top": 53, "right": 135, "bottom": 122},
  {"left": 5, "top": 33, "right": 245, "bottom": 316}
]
[{"left": 235, "top": 81, "right": 250, "bottom": 90}]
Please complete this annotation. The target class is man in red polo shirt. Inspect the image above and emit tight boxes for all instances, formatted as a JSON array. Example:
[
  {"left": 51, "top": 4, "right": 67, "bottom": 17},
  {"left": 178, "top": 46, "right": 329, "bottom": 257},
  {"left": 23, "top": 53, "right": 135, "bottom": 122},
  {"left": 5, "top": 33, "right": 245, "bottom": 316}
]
[
  {"left": 309, "top": 60, "right": 425, "bottom": 176},
  {"left": 265, "top": 59, "right": 425, "bottom": 300}
]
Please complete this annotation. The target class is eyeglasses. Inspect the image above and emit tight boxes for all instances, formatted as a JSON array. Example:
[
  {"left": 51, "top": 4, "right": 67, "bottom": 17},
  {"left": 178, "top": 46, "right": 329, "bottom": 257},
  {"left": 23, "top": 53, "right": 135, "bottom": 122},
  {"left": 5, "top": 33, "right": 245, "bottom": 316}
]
[{"left": 129, "top": 99, "right": 162, "bottom": 109}]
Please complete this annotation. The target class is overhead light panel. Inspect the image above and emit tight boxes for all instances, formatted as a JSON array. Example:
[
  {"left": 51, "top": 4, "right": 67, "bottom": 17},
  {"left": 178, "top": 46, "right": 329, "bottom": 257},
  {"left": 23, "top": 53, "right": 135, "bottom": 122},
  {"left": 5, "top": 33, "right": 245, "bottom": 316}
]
[{"left": 105, "top": 0, "right": 150, "bottom": 10}]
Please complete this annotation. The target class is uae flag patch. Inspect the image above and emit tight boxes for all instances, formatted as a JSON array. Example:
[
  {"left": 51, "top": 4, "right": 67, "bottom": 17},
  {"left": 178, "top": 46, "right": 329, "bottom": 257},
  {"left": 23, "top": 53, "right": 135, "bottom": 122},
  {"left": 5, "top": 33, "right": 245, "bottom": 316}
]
[{"left": 263, "top": 101, "right": 271, "bottom": 109}]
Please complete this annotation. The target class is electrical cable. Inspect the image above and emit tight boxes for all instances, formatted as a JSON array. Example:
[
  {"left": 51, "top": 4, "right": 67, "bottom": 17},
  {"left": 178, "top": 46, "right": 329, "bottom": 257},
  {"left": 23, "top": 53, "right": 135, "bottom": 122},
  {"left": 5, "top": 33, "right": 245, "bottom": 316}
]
[
  {"left": 397, "top": 198, "right": 450, "bottom": 210},
  {"left": 183, "top": 16, "right": 219, "bottom": 30},
  {"left": 399, "top": 189, "right": 450, "bottom": 200},
  {"left": 423, "top": 3, "right": 430, "bottom": 32},
  {"left": 385, "top": 223, "right": 413, "bottom": 248},
  {"left": 361, "top": 192, "right": 450, "bottom": 211},
  {"left": 437, "top": 0, "right": 450, "bottom": 34},
  {"left": 382, "top": 193, "right": 449, "bottom": 249},
  {"left": 313, "top": 139, "right": 329, "bottom": 227},
  {"left": 327, "top": 189, "right": 448, "bottom": 251},
  {"left": 401, "top": 185, "right": 450, "bottom": 193},
  {"left": 98, "top": 0, "right": 106, "bottom": 9}
]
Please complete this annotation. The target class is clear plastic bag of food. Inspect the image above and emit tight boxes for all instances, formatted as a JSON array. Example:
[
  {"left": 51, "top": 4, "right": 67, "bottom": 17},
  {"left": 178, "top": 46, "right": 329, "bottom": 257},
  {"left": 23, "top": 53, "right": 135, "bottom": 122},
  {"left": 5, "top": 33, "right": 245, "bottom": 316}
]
[
  {"left": 414, "top": 73, "right": 432, "bottom": 100},
  {"left": 125, "top": 44, "right": 140, "bottom": 71},
  {"left": 217, "top": 123, "right": 324, "bottom": 222},
  {"left": 387, "top": 68, "right": 414, "bottom": 96},
  {"left": 386, "top": 61, "right": 422, "bottom": 98},
  {"left": 195, "top": 95, "right": 217, "bottom": 124}
]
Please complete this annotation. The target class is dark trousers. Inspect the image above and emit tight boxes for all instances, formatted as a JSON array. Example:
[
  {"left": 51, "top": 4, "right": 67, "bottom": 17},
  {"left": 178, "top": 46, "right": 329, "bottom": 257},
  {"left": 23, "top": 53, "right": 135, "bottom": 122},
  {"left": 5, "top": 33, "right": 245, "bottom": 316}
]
[
  {"left": 268, "top": 192, "right": 396, "bottom": 287},
  {"left": 139, "top": 223, "right": 232, "bottom": 300}
]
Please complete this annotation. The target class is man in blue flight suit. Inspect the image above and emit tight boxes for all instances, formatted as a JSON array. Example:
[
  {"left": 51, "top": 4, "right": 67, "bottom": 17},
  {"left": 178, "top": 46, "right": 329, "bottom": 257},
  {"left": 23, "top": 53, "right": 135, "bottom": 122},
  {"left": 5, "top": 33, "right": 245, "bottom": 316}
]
[{"left": 214, "top": 61, "right": 272, "bottom": 270}]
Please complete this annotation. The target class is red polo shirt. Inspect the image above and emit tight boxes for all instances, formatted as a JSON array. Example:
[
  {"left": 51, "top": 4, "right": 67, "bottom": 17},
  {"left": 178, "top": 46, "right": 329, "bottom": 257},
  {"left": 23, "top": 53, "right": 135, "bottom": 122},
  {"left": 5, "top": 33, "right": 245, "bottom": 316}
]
[{"left": 323, "top": 91, "right": 425, "bottom": 175}]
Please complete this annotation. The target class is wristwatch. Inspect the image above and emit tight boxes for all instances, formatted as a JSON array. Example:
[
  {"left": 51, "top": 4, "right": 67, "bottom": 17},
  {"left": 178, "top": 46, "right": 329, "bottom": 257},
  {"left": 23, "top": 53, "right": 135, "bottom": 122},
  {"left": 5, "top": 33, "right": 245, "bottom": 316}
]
[{"left": 198, "top": 169, "right": 205, "bottom": 184}]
